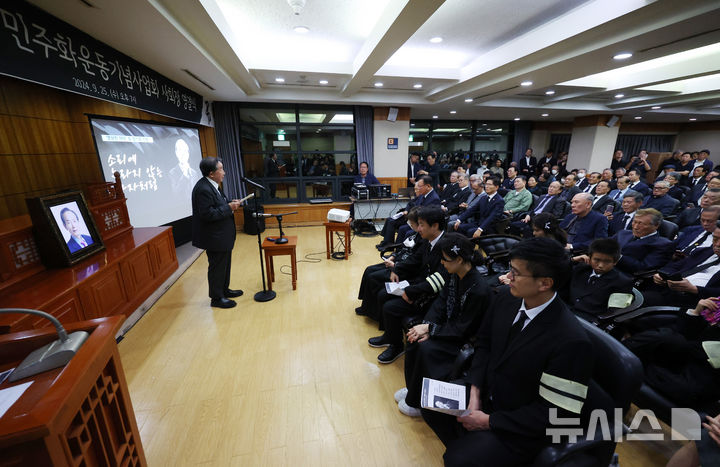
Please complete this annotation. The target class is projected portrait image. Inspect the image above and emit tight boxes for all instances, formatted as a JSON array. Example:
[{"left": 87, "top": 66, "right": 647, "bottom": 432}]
[{"left": 50, "top": 202, "right": 95, "bottom": 253}]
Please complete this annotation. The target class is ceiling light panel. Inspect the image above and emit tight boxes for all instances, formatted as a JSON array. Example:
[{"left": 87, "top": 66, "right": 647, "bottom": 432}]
[{"left": 214, "top": 0, "right": 392, "bottom": 71}]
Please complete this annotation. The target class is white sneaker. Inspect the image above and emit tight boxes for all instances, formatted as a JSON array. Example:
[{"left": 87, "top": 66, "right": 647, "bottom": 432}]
[
  {"left": 394, "top": 387, "right": 408, "bottom": 402},
  {"left": 398, "top": 398, "right": 421, "bottom": 417}
]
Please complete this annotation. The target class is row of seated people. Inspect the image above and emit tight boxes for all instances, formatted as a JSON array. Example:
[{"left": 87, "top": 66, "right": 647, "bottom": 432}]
[{"left": 356, "top": 205, "right": 720, "bottom": 466}]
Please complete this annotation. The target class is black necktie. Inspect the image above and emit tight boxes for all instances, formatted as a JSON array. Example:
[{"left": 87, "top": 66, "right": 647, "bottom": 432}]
[
  {"left": 588, "top": 274, "right": 598, "bottom": 285},
  {"left": 682, "top": 258, "right": 720, "bottom": 277},
  {"left": 507, "top": 310, "right": 529, "bottom": 346},
  {"left": 683, "top": 231, "right": 712, "bottom": 254},
  {"left": 534, "top": 196, "right": 550, "bottom": 214},
  {"left": 623, "top": 214, "right": 631, "bottom": 229},
  {"left": 613, "top": 191, "right": 621, "bottom": 200}
]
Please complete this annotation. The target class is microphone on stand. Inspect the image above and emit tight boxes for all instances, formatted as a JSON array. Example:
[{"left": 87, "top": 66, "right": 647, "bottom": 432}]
[
  {"left": 252, "top": 213, "right": 273, "bottom": 218},
  {"left": 0, "top": 308, "right": 89, "bottom": 382}
]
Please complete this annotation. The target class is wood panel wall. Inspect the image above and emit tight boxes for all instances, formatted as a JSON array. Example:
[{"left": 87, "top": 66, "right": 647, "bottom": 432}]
[{"left": 0, "top": 75, "right": 217, "bottom": 220}]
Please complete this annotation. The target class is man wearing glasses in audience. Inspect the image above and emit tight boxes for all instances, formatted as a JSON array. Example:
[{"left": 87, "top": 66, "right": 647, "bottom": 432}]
[{"left": 421, "top": 237, "right": 593, "bottom": 466}]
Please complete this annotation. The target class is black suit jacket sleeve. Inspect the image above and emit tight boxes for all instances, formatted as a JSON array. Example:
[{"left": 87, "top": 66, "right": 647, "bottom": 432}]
[{"left": 423, "top": 272, "right": 490, "bottom": 342}]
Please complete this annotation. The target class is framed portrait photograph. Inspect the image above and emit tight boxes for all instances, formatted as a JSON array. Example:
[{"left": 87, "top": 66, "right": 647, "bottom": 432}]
[{"left": 26, "top": 191, "right": 105, "bottom": 267}]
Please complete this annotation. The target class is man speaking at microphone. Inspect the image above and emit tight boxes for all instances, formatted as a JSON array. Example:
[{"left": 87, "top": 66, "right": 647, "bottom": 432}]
[{"left": 192, "top": 157, "right": 244, "bottom": 309}]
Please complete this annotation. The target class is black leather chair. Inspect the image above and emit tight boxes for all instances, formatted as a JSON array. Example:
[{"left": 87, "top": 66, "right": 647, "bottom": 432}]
[
  {"left": 473, "top": 234, "right": 522, "bottom": 274},
  {"left": 532, "top": 318, "right": 644, "bottom": 467},
  {"left": 658, "top": 219, "right": 679, "bottom": 240}
]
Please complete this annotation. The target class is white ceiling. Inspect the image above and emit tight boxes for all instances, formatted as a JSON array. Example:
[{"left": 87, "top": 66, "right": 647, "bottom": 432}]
[{"left": 27, "top": 0, "right": 720, "bottom": 123}]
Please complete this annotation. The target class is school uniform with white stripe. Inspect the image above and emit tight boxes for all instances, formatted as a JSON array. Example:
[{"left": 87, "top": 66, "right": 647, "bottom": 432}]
[{"left": 422, "top": 288, "right": 593, "bottom": 466}]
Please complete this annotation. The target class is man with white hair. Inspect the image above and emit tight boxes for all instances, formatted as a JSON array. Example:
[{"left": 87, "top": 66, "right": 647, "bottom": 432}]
[
  {"left": 641, "top": 180, "right": 677, "bottom": 217},
  {"left": 559, "top": 193, "right": 608, "bottom": 252}
]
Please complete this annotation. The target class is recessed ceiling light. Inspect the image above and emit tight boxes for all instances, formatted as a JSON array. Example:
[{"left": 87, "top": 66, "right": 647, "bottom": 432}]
[
  {"left": 613, "top": 52, "right": 633, "bottom": 60},
  {"left": 520, "top": 81, "right": 533, "bottom": 87},
  {"left": 432, "top": 115, "right": 438, "bottom": 119},
  {"left": 449, "top": 110, "right": 457, "bottom": 114},
  {"left": 545, "top": 90, "right": 555, "bottom": 95},
  {"left": 275, "top": 77, "right": 285, "bottom": 83},
  {"left": 514, "top": 117, "right": 521, "bottom": 121},
  {"left": 429, "top": 36, "right": 443, "bottom": 43},
  {"left": 293, "top": 26, "right": 310, "bottom": 34},
  {"left": 413, "top": 83, "right": 422, "bottom": 89},
  {"left": 481, "top": 123, "right": 487, "bottom": 126},
  {"left": 464, "top": 98, "right": 473, "bottom": 103},
  {"left": 689, "top": 118, "right": 697, "bottom": 121},
  {"left": 651, "top": 106, "right": 661, "bottom": 110},
  {"left": 319, "top": 79, "right": 328, "bottom": 85},
  {"left": 541, "top": 113, "right": 549, "bottom": 117},
  {"left": 614, "top": 93, "right": 625, "bottom": 98},
  {"left": 374, "top": 82, "right": 383, "bottom": 87},
  {"left": 634, "top": 116, "right": 642, "bottom": 120}
]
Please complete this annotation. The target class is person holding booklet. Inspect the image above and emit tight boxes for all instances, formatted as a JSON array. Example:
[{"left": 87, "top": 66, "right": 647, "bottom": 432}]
[
  {"left": 394, "top": 233, "right": 491, "bottom": 417},
  {"left": 421, "top": 237, "right": 594, "bottom": 466}
]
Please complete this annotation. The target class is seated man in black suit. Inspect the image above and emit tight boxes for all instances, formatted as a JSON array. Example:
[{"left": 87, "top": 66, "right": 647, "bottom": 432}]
[
  {"left": 558, "top": 173, "right": 580, "bottom": 202},
  {"left": 369, "top": 207, "right": 449, "bottom": 364},
  {"left": 451, "top": 177, "right": 504, "bottom": 238},
  {"left": 627, "top": 169, "right": 650, "bottom": 197},
  {"left": 378, "top": 175, "right": 439, "bottom": 248},
  {"left": 421, "top": 237, "right": 593, "bottom": 466},
  {"left": 590, "top": 180, "right": 616, "bottom": 213},
  {"left": 441, "top": 173, "right": 471, "bottom": 215},
  {"left": 440, "top": 171, "right": 460, "bottom": 201},
  {"left": 567, "top": 238, "right": 634, "bottom": 323},
  {"left": 508, "top": 181, "right": 564, "bottom": 237},
  {"left": 501, "top": 166, "right": 518, "bottom": 191},
  {"left": 643, "top": 221, "right": 720, "bottom": 308},
  {"left": 624, "top": 296, "right": 720, "bottom": 407},
  {"left": 356, "top": 208, "right": 421, "bottom": 320},
  {"left": 642, "top": 180, "right": 678, "bottom": 217},
  {"left": 607, "top": 190, "right": 643, "bottom": 236},
  {"left": 611, "top": 208, "right": 674, "bottom": 274},
  {"left": 559, "top": 193, "right": 608, "bottom": 253},
  {"left": 675, "top": 206, "right": 720, "bottom": 257},
  {"left": 677, "top": 188, "right": 720, "bottom": 229}
]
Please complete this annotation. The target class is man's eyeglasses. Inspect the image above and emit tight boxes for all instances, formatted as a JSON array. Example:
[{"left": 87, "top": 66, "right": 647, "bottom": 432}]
[{"left": 507, "top": 266, "right": 536, "bottom": 279}]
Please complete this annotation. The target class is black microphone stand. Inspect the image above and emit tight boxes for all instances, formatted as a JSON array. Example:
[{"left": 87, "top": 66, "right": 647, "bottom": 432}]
[
  {"left": 244, "top": 177, "right": 276, "bottom": 302},
  {"left": 270, "top": 211, "right": 298, "bottom": 244}
]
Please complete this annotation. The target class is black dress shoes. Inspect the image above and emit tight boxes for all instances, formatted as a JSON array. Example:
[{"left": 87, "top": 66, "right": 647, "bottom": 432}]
[
  {"left": 225, "top": 289, "right": 244, "bottom": 298},
  {"left": 377, "top": 345, "right": 404, "bottom": 364},
  {"left": 368, "top": 335, "right": 390, "bottom": 348},
  {"left": 211, "top": 298, "right": 237, "bottom": 308}
]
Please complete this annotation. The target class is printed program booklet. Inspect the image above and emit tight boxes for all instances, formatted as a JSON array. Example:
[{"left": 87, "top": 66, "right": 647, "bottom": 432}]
[{"left": 421, "top": 377, "right": 470, "bottom": 416}]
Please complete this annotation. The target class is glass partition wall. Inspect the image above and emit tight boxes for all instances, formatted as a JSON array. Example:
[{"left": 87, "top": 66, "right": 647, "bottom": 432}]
[{"left": 239, "top": 104, "right": 357, "bottom": 203}]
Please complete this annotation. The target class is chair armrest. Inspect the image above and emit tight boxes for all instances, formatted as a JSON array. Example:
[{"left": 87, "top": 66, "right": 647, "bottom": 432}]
[
  {"left": 614, "top": 306, "right": 682, "bottom": 323},
  {"left": 632, "top": 269, "right": 658, "bottom": 280}
]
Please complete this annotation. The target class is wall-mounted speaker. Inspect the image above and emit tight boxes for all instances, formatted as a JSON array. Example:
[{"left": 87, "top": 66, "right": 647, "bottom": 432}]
[
  {"left": 387, "top": 107, "right": 398, "bottom": 122},
  {"left": 605, "top": 115, "right": 620, "bottom": 127}
]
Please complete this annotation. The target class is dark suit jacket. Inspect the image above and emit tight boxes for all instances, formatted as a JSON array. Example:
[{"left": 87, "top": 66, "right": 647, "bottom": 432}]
[
  {"left": 393, "top": 233, "right": 450, "bottom": 303},
  {"left": 676, "top": 206, "right": 702, "bottom": 229},
  {"left": 675, "top": 225, "right": 711, "bottom": 251},
  {"left": 538, "top": 156, "right": 556, "bottom": 171},
  {"left": 659, "top": 248, "right": 720, "bottom": 298},
  {"left": 522, "top": 194, "right": 564, "bottom": 219},
  {"left": 408, "top": 161, "right": 422, "bottom": 184},
  {"left": 560, "top": 210, "right": 608, "bottom": 250},
  {"left": 565, "top": 264, "right": 633, "bottom": 320},
  {"left": 458, "top": 194, "right": 505, "bottom": 233},
  {"left": 642, "top": 194, "right": 678, "bottom": 217},
  {"left": 518, "top": 156, "right": 537, "bottom": 176},
  {"left": 502, "top": 176, "right": 517, "bottom": 191},
  {"left": 444, "top": 186, "right": 472, "bottom": 214},
  {"left": 67, "top": 234, "right": 94, "bottom": 253},
  {"left": 613, "top": 230, "right": 674, "bottom": 273},
  {"left": 402, "top": 189, "right": 441, "bottom": 212},
  {"left": 628, "top": 181, "right": 650, "bottom": 197},
  {"left": 608, "top": 211, "right": 633, "bottom": 236},
  {"left": 469, "top": 289, "right": 593, "bottom": 439},
  {"left": 668, "top": 185, "right": 686, "bottom": 202},
  {"left": 440, "top": 182, "right": 460, "bottom": 201},
  {"left": 688, "top": 181, "right": 707, "bottom": 205},
  {"left": 192, "top": 177, "right": 236, "bottom": 251},
  {"left": 559, "top": 185, "right": 580, "bottom": 203},
  {"left": 576, "top": 178, "right": 589, "bottom": 191},
  {"left": 591, "top": 194, "right": 616, "bottom": 213},
  {"left": 353, "top": 173, "right": 380, "bottom": 185}
]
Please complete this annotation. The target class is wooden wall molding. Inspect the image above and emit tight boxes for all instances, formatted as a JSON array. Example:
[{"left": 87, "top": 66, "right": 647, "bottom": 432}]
[
  {"left": 0, "top": 75, "right": 217, "bottom": 220},
  {"left": 373, "top": 107, "right": 411, "bottom": 121}
]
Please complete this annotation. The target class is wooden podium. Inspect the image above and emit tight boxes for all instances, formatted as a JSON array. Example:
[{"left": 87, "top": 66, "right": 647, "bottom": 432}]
[{"left": 0, "top": 316, "right": 146, "bottom": 466}]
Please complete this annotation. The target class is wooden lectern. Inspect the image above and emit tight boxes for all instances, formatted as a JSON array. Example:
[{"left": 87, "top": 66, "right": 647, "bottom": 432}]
[{"left": 0, "top": 316, "right": 146, "bottom": 466}]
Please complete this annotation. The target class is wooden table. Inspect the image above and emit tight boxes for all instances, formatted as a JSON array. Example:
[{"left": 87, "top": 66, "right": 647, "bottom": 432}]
[
  {"left": 261, "top": 236, "right": 297, "bottom": 291},
  {"left": 324, "top": 221, "right": 352, "bottom": 259}
]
